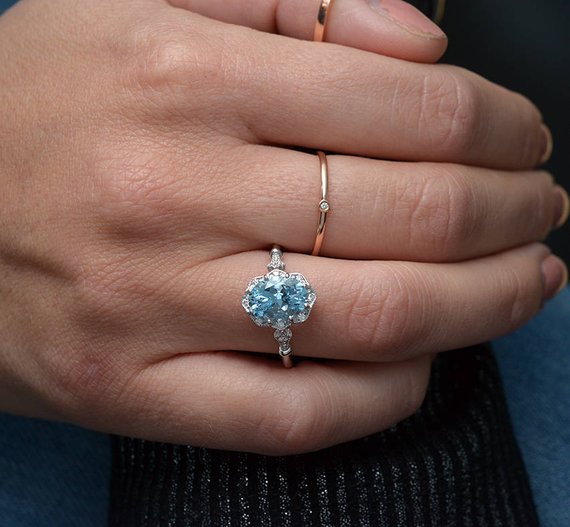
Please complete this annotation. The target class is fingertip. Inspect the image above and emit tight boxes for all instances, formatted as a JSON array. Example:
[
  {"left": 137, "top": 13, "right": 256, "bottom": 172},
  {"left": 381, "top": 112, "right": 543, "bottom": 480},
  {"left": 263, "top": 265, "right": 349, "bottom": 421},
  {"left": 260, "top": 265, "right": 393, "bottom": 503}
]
[
  {"left": 539, "top": 124, "right": 553, "bottom": 165},
  {"left": 325, "top": 0, "right": 448, "bottom": 63},
  {"left": 169, "top": 0, "right": 449, "bottom": 63},
  {"left": 519, "top": 241, "right": 552, "bottom": 261},
  {"left": 553, "top": 185, "right": 570, "bottom": 229},
  {"left": 368, "top": 0, "right": 445, "bottom": 38},
  {"left": 541, "top": 255, "right": 568, "bottom": 302}
]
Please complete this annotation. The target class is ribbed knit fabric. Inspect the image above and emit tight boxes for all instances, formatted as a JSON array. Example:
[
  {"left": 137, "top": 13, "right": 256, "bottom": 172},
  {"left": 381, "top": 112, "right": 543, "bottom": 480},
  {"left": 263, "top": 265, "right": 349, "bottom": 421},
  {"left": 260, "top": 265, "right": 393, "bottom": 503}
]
[{"left": 109, "top": 345, "right": 539, "bottom": 526}]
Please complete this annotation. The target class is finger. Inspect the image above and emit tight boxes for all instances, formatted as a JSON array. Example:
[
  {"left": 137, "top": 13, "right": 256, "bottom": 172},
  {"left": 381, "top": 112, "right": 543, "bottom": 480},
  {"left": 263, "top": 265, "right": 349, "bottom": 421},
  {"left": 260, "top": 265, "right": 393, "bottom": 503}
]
[
  {"left": 83, "top": 350, "right": 431, "bottom": 455},
  {"left": 238, "top": 45, "right": 547, "bottom": 170},
  {"left": 219, "top": 146, "right": 560, "bottom": 261},
  {"left": 167, "top": 0, "right": 448, "bottom": 63},
  {"left": 191, "top": 243, "right": 564, "bottom": 361},
  {"left": 151, "top": 17, "right": 548, "bottom": 170}
]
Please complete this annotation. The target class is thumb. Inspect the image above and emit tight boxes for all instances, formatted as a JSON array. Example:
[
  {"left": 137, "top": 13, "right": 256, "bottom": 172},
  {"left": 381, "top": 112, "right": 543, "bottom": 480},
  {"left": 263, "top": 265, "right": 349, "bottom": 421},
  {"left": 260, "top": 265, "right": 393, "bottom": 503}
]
[{"left": 167, "top": 0, "right": 448, "bottom": 63}]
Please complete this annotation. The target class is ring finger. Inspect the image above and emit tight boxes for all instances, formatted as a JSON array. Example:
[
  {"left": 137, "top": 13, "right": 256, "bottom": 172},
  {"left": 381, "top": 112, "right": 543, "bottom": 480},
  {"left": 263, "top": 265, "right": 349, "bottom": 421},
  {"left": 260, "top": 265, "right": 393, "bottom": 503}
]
[{"left": 187, "top": 242, "right": 567, "bottom": 362}]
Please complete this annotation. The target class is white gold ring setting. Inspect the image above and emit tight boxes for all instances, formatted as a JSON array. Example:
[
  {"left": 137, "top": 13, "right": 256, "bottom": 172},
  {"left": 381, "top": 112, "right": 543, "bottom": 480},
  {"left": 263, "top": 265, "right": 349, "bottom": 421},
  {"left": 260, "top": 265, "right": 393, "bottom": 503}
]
[{"left": 242, "top": 246, "right": 316, "bottom": 368}]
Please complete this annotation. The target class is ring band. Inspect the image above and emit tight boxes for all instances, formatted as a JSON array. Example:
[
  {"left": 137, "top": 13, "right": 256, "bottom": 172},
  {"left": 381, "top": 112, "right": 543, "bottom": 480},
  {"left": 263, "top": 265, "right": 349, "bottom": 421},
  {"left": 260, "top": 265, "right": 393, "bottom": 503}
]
[
  {"left": 242, "top": 246, "right": 317, "bottom": 368},
  {"left": 312, "top": 151, "right": 330, "bottom": 256},
  {"left": 433, "top": 0, "right": 447, "bottom": 24},
  {"left": 314, "top": 0, "right": 333, "bottom": 42}
]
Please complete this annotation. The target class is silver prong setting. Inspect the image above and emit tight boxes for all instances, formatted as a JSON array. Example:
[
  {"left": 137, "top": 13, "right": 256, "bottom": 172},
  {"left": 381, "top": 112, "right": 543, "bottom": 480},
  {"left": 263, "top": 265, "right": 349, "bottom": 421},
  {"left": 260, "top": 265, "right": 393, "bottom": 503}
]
[{"left": 242, "top": 247, "right": 317, "bottom": 367}]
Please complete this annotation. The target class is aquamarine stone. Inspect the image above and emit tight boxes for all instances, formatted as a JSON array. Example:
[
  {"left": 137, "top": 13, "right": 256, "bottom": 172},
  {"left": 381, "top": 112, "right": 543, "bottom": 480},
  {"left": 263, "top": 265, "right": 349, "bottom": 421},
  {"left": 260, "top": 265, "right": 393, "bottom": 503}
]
[{"left": 247, "top": 273, "right": 309, "bottom": 326}]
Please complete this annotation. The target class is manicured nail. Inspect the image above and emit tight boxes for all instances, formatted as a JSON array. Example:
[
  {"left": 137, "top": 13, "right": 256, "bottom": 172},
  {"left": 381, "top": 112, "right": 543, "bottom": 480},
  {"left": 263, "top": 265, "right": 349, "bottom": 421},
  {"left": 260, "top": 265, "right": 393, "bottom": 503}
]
[
  {"left": 369, "top": 0, "right": 446, "bottom": 38},
  {"left": 541, "top": 254, "right": 568, "bottom": 301},
  {"left": 539, "top": 124, "right": 553, "bottom": 165},
  {"left": 553, "top": 185, "right": 570, "bottom": 229}
]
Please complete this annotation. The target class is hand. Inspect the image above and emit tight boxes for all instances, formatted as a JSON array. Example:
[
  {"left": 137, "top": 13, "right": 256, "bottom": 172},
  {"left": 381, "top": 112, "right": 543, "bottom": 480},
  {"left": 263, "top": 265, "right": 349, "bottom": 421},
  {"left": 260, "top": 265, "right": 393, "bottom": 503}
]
[{"left": 0, "top": 0, "right": 566, "bottom": 455}]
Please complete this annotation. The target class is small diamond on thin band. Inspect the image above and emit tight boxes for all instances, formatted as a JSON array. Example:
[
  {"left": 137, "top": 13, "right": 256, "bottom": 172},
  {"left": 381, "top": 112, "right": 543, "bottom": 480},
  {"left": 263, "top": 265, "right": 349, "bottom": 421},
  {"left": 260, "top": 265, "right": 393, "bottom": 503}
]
[{"left": 311, "top": 152, "right": 330, "bottom": 256}]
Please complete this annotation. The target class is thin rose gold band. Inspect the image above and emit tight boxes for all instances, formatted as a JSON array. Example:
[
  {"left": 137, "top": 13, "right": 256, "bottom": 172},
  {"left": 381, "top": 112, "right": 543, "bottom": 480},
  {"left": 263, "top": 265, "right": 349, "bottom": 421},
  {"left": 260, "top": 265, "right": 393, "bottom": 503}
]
[
  {"left": 313, "top": 0, "right": 333, "bottom": 43},
  {"left": 311, "top": 151, "right": 330, "bottom": 256},
  {"left": 281, "top": 354, "right": 293, "bottom": 368},
  {"left": 312, "top": 3, "right": 332, "bottom": 255}
]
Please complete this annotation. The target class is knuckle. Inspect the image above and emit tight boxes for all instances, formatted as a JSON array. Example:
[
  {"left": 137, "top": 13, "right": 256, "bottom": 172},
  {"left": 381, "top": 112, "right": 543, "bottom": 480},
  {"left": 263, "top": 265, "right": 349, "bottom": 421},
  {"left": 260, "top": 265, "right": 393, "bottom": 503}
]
[
  {"left": 128, "top": 28, "right": 208, "bottom": 93},
  {"left": 91, "top": 140, "right": 187, "bottom": 236},
  {"left": 256, "top": 386, "right": 334, "bottom": 456},
  {"left": 343, "top": 269, "right": 424, "bottom": 359},
  {"left": 53, "top": 348, "right": 126, "bottom": 423},
  {"left": 407, "top": 172, "right": 476, "bottom": 259},
  {"left": 418, "top": 69, "right": 481, "bottom": 156},
  {"left": 125, "top": 22, "right": 238, "bottom": 103},
  {"left": 343, "top": 276, "right": 392, "bottom": 358}
]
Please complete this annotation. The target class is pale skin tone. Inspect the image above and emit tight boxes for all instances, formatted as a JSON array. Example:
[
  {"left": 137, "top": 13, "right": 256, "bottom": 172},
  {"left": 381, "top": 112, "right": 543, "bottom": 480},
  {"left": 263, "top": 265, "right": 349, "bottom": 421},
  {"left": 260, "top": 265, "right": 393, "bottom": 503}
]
[{"left": 0, "top": 0, "right": 568, "bottom": 455}]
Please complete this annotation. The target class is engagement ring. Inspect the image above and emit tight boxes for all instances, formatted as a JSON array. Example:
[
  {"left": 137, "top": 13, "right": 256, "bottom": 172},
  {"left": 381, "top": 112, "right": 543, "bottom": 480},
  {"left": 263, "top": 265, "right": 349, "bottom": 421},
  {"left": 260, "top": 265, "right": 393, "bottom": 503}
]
[{"left": 242, "top": 246, "right": 317, "bottom": 368}]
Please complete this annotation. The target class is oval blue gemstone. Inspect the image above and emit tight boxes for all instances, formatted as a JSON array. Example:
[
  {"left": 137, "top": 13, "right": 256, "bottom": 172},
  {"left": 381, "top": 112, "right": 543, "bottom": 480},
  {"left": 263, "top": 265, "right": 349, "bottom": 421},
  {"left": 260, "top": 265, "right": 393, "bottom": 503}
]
[{"left": 248, "top": 274, "right": 309, "bottom": 326}]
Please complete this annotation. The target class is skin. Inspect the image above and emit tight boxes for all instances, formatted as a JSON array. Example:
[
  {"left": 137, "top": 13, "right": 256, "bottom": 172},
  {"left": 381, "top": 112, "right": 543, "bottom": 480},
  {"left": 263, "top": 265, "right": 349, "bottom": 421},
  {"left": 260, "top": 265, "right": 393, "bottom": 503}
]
[{"left": 0, "top": 0, "right": 567, "bottom": 455}]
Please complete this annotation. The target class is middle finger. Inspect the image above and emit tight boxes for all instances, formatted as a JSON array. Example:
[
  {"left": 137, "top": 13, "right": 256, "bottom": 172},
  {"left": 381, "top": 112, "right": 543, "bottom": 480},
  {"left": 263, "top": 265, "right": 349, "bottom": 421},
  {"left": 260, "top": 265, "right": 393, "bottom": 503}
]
[{"left": 218, "top": 145, "right": 562, "bottom": 261}]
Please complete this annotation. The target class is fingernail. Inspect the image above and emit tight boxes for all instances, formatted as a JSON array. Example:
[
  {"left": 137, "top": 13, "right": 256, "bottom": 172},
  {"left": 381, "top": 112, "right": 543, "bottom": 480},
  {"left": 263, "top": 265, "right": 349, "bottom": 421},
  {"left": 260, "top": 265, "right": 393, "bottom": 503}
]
[
  {"left": 553, "top": 185, "right": 570, "bottom": 229},
  {"left": 541, "top": 254, "right": 568, "bottom": 301},
  {"left": 539, "top": 124, "right": 553, "bottom": 165},
  {"left": 369, "top": 0, "right": 446, "bottom": 38}
]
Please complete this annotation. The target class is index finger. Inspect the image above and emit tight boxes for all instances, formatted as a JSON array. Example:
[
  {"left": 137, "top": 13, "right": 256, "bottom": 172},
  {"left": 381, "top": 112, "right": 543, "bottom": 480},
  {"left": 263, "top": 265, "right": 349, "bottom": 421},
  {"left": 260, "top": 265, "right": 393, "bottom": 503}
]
[
  {"left": 168, "top": 0, "right": 448, "bottom": 63},
  {"left": 133, "top": 9, "right": 549, "bottom": 170},
  {"left": 229, "top": 36, "right": 549, "bottom": 170}
]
